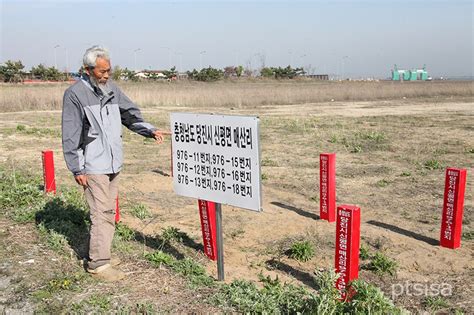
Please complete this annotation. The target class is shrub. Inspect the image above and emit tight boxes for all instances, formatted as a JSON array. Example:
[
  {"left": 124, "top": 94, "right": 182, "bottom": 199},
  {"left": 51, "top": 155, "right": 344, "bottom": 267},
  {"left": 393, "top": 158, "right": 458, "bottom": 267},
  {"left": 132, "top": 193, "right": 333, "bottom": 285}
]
[
  {"left": 114, "top": 222, "right": 136, "bottom": 242},
  {"left": 129, "top": 203, "right": 152, "bottom": 220},
  {"left": 161, "top": 226, "right": 187, "bottom": 244},
  {"left": 145, "top": 250, "right": 214, "bottom": 288},
  {"left": 288, "top": 240, "right": 315, "bottom": 262},
  {"left": 364, "top": 252, "right": 398, "bottom": 276},
  {"left": 344, "top": 280, "right": 403, "bottom": 314}
]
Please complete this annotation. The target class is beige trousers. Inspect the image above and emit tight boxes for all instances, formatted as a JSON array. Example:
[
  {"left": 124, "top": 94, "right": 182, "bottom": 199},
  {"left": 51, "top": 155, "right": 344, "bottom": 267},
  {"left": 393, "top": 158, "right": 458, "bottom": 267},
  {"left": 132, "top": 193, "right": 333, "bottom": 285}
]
[{"left": 84, "top": 173, "right": 119, "bottom": 269}]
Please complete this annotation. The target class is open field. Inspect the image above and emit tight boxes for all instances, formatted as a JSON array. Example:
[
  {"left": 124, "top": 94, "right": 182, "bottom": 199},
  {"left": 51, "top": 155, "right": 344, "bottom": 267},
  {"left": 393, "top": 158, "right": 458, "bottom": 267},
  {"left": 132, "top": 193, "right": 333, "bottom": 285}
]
[
  {"left": 0, "top": 81, "right": 473, "bottom": 313},
  {"left": 0, "top": 80, "right": 472, "bottom": 112}
]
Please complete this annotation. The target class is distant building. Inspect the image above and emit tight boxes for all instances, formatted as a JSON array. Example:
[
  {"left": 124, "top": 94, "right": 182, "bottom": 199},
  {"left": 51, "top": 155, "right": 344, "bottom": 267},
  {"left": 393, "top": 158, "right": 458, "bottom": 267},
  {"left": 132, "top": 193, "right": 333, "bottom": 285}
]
[
  {"left": 306, "top": 74, "right": 329, "bottom": 80},
  {"left": 392, "top": 65, "right": 429, "bottom": 81}
]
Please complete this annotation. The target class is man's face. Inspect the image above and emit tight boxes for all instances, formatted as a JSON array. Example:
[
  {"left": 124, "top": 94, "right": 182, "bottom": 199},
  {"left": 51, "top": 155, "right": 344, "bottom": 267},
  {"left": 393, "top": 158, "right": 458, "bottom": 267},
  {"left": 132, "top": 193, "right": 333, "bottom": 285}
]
[{"left": 88, "top": 57, "right": 111, "bottom": 84}]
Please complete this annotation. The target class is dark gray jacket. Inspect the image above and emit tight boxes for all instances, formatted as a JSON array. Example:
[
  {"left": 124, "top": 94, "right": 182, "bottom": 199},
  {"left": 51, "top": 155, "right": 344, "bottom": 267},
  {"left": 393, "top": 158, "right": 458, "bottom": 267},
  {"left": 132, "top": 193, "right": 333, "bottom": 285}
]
[{"left": 62, "top": 76, "right": 156, "bottom": 175}]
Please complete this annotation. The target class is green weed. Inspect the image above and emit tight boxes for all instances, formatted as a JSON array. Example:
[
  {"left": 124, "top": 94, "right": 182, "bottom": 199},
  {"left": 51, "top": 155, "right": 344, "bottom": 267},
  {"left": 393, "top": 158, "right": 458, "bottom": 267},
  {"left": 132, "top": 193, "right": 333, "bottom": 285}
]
[
  {"left": 423, "top": 296, "right": 449, "bottom": 311},
  {"left": 261, "top": 157, "right": 278, "bottom": 167},
  {"left": 359, "top": 245, "right": 371, "bottom": 260},
  {"left": 116, "top": 302, "right": 157, "bottom": 314},
  {"left": 47, "top": 273, "right": 86, "bottom": 292},
  {"left": 357, "top": 130, "right": 386, "bottom": 142},
  {"left": 15, "top": 125, "right": 60, "bottom": 137},
  {"left": 0, "top": 167, "right": 44, "bottom": 221},
  {"left": 38, "top": 223, "right": 69, "bottom": 252},
  {"left": 35, "top": 192, "right": 90, "bottom": 254},
  {"left": 424, "top": 159, "right": 442, "bottom": 170},
  {"left": 129, "top": 202, "right": 152, "bottom": 220},
  {"left": 462, "top": 230, "right": 474, "bottom": 241},
  {"left": 310, "top": 269, "right": 341, "bottom": 314},
  {"left": 332, "top": 130, "right": 388, "bottom": 153},
  {"left": 350, "top": 145, "right": 362, "bottom": 153},
  {"left": 86, "top": 294, "right": 111, "bottom": 311},
  {"left": 288, "top": 240, "right": 315, "bottom": 262},
  {"left": 145, "top": 250, "right": 214, "bottom": 288},
  {"left": 143, "top": 137, "right": 155, "bottom": 145},
  {"left": 230, "top": 228, "right": 245, "bottom": 239},
  {"left": 376, "top": 179, "right": 390, "bottom": 187},
  {"left": 364, "top": 252, "right": 398, "bottom": 276},
  {"left": 161, "top": 226, "right": 187, "bottom": 244},
  {"left": 31, "top": 289, "right": 53, "bottom": 301},
  {"left": 281, "top": 118, "right": 317, "bottom": 134},
  {"left": 328, "top": 135, "right": 338, "bottom": 143},
  {"left": 343, "top": 280, "right": 403, "bottom": 314},
  {"left": 135, "top": 302, "right": 157, "bottom": 313},
  {"left": 114, "top": 222, "right": 136, "bottom": 241},
  {"left": 173, "top": 257, "right": 215, "bottom": 287},
  {"left": 212, "top": 270, "right": 404, "bottom": 314},
  {"left": 212, "top": 274, "right": 315, "bottom": 313},
  {"left": 145, "top": 250, "right": 174, "bottom": 267}
]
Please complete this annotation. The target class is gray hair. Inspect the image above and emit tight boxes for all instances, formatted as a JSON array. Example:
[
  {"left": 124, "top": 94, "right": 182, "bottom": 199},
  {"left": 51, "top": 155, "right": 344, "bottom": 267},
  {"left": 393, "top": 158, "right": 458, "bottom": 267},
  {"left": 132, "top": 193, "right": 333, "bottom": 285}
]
[{"left": 83, "top": 45, "right": 110, "bottom": 68}]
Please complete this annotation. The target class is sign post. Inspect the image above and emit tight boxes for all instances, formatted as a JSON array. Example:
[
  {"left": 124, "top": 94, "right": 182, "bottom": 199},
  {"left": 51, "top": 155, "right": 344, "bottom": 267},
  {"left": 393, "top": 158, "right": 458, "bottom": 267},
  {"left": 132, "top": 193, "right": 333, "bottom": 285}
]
[
  {"left": 215, "top": 203, "right": 224, "bottom": 281},
  {"left": 440, "top": 168, "right": 467, "bottom": 249},
  {"left": 171, "top": 113, "right": 262, "bottom": 281},
  {"left": 335, "top": 204, "right": 360, "bottom": 300},
  {"left": 42, "top": 150, "right": 56, "bottom": 194},
  {"left": 320, "top": 153, "right": 336, "bottom": 222}
]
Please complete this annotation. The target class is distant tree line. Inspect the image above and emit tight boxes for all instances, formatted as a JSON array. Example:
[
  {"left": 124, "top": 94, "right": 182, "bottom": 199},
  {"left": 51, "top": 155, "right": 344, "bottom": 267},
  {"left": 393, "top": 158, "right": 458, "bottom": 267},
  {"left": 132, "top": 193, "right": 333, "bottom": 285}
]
[
  {"left": 0, "top": 59, "right": 307, "bottom": 83},
  {"left": 0, "top": 60, "right": 67, "bottom": 82}
]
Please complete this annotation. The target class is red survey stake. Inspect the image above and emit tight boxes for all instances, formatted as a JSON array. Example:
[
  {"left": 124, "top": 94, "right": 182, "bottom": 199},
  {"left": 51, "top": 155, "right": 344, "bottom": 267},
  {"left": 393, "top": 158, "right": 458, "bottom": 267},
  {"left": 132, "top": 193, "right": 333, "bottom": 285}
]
[
  {"left": 320, "top": 153, "right": 336, "bottom": 222},
  {"left": 42, "top": 150, "right": 56, "bottom": 194},
  {"left": 440, "top": 168, "right": 467, "bottom": 249},
  {"left": 335, "top": 204, "right": 360, "bottom": 300},
  {"left": 198, "top": 199, "right": 217, "bottom": 260}
]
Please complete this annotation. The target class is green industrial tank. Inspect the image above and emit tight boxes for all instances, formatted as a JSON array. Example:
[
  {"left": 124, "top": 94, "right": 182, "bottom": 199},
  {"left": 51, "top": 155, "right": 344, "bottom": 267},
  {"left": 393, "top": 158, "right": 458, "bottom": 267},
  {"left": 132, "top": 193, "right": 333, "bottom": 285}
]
[{"left": 403, "top": 71, "right": 411, "bottom": 81}]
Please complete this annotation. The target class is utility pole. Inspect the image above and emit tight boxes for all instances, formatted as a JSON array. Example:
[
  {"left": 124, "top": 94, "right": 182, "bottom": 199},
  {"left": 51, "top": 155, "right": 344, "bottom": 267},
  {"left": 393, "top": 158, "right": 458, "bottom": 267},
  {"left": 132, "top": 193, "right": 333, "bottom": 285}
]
[
  {"left": 54, "top": 45, "right": 60, "bottom": 69},
  {"left": 134, "top": 48, "right": 141, "bottom": 71}
]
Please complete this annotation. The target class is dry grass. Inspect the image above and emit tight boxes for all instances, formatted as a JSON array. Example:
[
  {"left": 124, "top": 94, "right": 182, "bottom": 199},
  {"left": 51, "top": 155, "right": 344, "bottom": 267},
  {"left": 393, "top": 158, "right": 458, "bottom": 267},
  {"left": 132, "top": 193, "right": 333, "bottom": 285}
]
[{"left": 0, "top": 80, "right": 472, "bottom": 112}]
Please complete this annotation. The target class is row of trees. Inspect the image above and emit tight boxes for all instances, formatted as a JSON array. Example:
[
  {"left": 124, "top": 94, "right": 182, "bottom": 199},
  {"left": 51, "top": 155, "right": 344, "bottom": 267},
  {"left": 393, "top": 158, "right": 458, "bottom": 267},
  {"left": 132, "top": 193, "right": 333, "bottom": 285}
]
[
  {"left": 0, "top": 60, "right": 67, "bottom": 82},
  {"left": 0, "top": 59, "right": 307, "bottom": 83}
]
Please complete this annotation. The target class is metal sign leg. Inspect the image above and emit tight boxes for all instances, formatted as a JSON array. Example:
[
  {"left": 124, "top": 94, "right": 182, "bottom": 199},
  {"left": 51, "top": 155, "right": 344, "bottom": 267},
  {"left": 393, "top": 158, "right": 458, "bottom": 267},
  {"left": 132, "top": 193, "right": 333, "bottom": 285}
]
[{"left": 215, "top": 203, "right": 224, "bottom": 281}]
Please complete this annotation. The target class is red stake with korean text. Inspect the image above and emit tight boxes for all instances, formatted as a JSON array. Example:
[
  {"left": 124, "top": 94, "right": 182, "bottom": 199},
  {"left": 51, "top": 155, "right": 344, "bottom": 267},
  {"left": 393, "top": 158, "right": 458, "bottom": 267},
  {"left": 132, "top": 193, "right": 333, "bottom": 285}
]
[
  {"left": 115, "top": 196, "right": 120, "bottom": 223},
  {"left": 198, "top": 199, "right": 217, "bottom": 260},
  {"left": 335, "top": 204, "right": 360, "bottom": 300},
  {"left": 320, "top": 153, "right": 336, "bottom": 222},
  {"left": 440, "top": 168, "right": 467, "bottom": 249},
  {"left": 42, "top": 150, "right": 56, "bottom": 194}
]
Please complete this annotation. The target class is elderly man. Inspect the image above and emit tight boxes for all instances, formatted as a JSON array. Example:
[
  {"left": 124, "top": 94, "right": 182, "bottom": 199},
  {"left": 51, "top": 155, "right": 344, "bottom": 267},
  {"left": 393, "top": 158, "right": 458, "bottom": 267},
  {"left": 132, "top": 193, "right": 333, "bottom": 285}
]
[{"left": 62, "top": 45, "right": 169, "bottom": 281}]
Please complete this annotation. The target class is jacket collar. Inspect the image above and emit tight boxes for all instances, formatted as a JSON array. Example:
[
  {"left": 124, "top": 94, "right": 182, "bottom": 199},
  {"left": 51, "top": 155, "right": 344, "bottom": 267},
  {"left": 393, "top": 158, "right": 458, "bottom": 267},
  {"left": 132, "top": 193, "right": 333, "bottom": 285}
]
[{"left": 80, "top": 74, "right": 114, "bottom": 103}]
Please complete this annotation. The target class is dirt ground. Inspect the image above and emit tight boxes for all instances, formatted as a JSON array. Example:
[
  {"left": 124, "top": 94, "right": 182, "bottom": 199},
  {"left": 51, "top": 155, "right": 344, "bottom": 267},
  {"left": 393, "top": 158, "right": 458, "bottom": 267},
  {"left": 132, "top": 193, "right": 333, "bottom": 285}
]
[{"left": 0, "top": 97, "right": 473, "bottom": 312}]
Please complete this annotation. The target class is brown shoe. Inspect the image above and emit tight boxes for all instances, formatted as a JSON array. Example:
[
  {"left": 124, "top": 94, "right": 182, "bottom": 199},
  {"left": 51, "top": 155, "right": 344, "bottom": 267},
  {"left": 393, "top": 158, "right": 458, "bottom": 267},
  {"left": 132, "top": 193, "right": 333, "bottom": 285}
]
[{"left": 87, "top": 264, "right": 125, "bottom": 282}]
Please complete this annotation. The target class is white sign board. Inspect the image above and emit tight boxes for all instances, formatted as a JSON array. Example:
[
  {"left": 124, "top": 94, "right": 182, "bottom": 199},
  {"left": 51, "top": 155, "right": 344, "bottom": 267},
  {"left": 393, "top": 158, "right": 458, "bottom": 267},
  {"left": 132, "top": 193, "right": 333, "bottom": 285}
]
[{"left": 170, "top": 113, "right": 261, "bottom": 211}]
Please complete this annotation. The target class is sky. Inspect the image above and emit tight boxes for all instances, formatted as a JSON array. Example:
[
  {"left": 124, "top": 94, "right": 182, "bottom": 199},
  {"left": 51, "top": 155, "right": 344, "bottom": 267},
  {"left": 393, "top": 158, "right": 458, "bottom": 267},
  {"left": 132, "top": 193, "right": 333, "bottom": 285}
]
[{"left": 1, "top": 0, "right": 472, "bottom": 78}]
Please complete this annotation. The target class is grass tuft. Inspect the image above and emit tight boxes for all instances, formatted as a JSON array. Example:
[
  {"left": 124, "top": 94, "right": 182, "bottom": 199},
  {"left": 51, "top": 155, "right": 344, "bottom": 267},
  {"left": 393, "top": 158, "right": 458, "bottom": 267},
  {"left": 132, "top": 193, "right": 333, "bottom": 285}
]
[
  {"left": 364, "top": 252, "right": 398, "bottom": 276},
  {"left": 288, "top": 240, "right": 315, "bottom": 262},
  {"left": 128, "top": 202, "right": 152, "bottom": 220}
]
